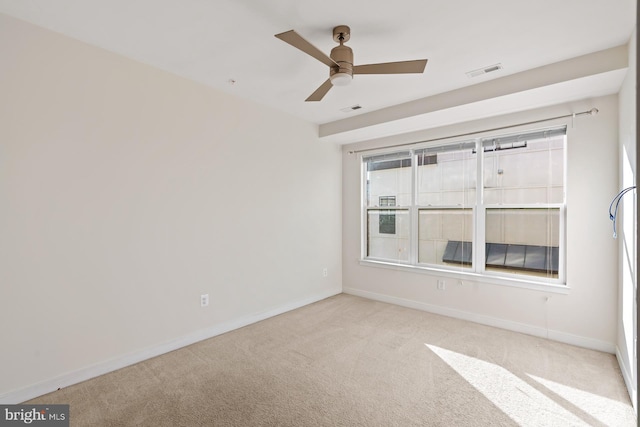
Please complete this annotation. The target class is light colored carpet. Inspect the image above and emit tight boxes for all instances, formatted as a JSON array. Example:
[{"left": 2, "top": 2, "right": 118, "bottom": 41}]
[{"left": 28, "top": 294, "right": 636, "bottom": 426}]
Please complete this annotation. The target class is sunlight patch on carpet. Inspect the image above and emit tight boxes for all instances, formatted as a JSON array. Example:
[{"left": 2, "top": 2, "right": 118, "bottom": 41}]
[
  {"left": 425, "top": 344, "right": 589, "bottom": 426},
  {"left": 528, "top": 374, "right": 634, "bottom": 426}
]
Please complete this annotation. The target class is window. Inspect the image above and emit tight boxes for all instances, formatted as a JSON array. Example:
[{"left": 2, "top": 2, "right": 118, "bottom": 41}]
[
  {"left": 378, "top": 196, "right": 396, "bottom": 234},
  {"left": 365, "top": 151, "right": 411, "bottom": 263},
  {"left": 362, "top": 127, "right": 566, "bottom": 285}
]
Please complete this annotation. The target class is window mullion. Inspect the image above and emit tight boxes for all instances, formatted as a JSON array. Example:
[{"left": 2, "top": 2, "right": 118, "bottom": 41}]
[
  {"left": 361, "top": 157, "right": 368, "bottom": 259},
  {"left": 409, "top": 150, "right": 419, "bottom": 265},
  {"left": 475, "top": 138, "right": 485, "bottom": 274},
  {"left": 559, "top": 205, "right": 566, "bottom": 283}
]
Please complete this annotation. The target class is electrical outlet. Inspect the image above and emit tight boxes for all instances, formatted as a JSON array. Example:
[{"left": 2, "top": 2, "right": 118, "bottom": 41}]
[
  {"left": 437, "top": 280, "right": 446, "bottom": 290},
  {"left": 201, "top": 294, "right": 209, "bottom": 307},
  {"left": 323, "top": 268, "right": 328, "bottom": 277}
]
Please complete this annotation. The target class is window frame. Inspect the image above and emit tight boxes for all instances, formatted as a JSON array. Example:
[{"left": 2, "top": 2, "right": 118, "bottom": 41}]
[{"left": 360, "top": 127, "right": 567, "bottom": 291}]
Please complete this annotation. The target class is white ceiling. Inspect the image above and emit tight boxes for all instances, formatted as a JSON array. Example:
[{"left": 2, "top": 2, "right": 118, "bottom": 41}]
[{"left": 0, "top": 0, "right": 636, "bottom": 144}]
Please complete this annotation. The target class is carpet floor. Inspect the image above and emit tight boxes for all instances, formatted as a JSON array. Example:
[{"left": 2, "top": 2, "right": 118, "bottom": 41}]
[{"left": 28, "top": 294, "right": 636, "bottom": 426}]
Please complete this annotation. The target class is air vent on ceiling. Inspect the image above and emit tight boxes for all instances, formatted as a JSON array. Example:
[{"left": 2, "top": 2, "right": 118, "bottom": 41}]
[
  {"left": 466, "top": 63, "right": 503, "bottom": 78},
  {"left": 340, "top": 104, "right": 363, "bottom": 113}
]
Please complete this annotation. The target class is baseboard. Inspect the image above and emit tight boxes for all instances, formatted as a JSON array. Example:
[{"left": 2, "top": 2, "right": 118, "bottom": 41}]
[
  {"left": 0, "top": 288, "right": 341, "bottom": 404},
  {"left": 616, "top": 346, "right": 638, "bottom": 414},
  {"left": 343, "top": 287, "right": 616, "bottom": 354}
]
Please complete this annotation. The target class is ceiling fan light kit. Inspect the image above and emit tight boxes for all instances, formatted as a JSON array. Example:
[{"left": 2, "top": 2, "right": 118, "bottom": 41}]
[
  {"left": 275, "top": 25, "right": 427, "bottom": 101},
  {"left": 330, "top": 72, "right": 352, "bottom": 86}
]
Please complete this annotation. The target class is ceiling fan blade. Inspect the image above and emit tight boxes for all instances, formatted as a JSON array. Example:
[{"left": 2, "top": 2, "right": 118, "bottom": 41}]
[
  {"left": 305, "top": 79, "right": 333, "bottom": 102},
  {"left": 353, "top": 59, "right": 428, "bottom": 75},
  {"left": 275, "top": 30, "right": 338, "bottom": 68}
]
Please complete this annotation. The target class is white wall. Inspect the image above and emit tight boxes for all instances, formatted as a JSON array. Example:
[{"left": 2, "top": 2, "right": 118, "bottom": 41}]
[
  {"left": 343, "top": 95, "right": 620, "bottom": 352},
  {"left": 617, "top": 27, "right": 637, "bottom": 410},
  {"left": 0, "top": 15, "right": 342, "bottom": 401}
]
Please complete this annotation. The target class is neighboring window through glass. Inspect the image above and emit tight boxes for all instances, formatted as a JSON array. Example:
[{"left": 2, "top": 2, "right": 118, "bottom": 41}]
[{"left": 379, "top": 196, "right": 397, "bottom": 234}]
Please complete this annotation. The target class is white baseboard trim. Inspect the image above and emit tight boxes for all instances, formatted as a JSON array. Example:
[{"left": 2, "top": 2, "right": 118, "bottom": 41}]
[
  {"left": 616, "top": 346, "right": 638, "bottom": 414},
  {"left": 344, "top": 287, "right": 616, "bottom": 354},
  {"left": 0, "top": 288, "right": 341, "bottom": 404}
]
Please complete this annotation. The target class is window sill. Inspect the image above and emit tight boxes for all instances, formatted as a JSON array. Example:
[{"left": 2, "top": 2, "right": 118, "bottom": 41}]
[{"left": 358, "top": 259, "right": 570, "bottom": 295}]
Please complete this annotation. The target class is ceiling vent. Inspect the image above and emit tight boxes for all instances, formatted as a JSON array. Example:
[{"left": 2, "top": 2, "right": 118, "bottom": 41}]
[
  {"left": 466, "top": 63, "right": 503, "bottom": 78},
  {"left": 340, "top": 104, "right": 363, "bottom": 113}
]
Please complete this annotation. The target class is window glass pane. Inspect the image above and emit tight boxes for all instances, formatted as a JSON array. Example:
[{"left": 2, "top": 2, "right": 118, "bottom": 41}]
[
  {"left": 418, "top": 209, "right": 473, "bottom": 268},
  {"left": 483, "top": 130, "right": 565, "bottom": 204},
  {"left": 365, "top": 152, "right": 412, "bottom": 208},
  {"left": 367, "top": 209, "right": 410, "bottom": 262},
  {"left": 417, "top": 142, "right": 476, "bottom": 206},
  {"left": 485, "top": 208, "right": 559, "bottom": 278}
]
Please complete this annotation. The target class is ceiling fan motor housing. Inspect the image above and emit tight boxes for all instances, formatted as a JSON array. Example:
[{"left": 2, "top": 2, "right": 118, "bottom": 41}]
[{"left": 330, "top": 44, "right": 353, "bottom": 77}]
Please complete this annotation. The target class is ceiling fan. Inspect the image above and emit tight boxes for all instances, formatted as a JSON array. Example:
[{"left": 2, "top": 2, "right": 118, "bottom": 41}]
[{"left": 275, "top": 25, "right": 428, "bottom": 102}]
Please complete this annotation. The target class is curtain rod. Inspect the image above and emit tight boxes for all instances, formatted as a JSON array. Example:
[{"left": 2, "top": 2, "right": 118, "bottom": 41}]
[{"left": 348, "top": 108, "right": 599, "bottom": 155}]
